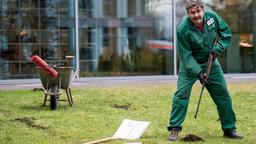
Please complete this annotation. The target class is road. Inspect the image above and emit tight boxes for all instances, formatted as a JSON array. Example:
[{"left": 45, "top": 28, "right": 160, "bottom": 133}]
[{"left": 1, "top": 74, "right": 256, "bottom": 90}]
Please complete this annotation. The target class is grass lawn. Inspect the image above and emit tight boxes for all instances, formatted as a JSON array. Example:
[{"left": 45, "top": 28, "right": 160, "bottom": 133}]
[{"left": 0, "top": 82, "right": 255, "bottom": 144}]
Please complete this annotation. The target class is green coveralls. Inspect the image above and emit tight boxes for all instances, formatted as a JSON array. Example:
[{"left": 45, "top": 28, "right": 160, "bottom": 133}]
[{"left": 168, "top": 10, "right": 236, "bottom": 133}]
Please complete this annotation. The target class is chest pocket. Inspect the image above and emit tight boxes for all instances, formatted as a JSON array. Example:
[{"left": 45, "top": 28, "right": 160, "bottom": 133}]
[
  {"left": 207, "top": 18, "right": 215, "bottom": 30},
  {"left": 206, "top": 17, "right": 217, "bottom": 37}
]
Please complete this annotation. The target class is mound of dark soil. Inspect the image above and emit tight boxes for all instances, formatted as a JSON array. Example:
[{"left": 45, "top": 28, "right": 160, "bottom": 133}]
[{"left": 181, "top": 134, "right": 204, "bottom": 142}]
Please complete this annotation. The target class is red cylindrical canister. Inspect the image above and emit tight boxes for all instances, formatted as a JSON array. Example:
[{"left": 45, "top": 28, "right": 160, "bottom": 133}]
[{"left": 31, "top": 55, "right": 58, "bottom": 78}]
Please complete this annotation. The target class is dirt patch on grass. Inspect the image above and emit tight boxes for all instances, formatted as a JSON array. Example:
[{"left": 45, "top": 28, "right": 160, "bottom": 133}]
[
  {"left": 32, "top": 88, "right": 44, "bottom": 91},
  {"left": 181, "top": 134, "right": 204, "bottom": 142},
  {"left": 112, "top": 103, "right": 131, "bottom": 110},
  {"left": 11, "top": 116, "right": 47, "bottom": 130}
]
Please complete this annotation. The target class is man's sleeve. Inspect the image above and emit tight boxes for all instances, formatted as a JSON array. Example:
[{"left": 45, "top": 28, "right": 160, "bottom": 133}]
[
  {"left": 177, "top": 31, "right": 201, "bottom": 76},
  {"left": 212, "top": 13, "right": 232, "bottom": 55}
]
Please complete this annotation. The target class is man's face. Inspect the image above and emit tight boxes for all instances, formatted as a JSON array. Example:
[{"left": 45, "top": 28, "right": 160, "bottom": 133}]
[{"left": 188, "top": 5, "right": 204, "bottom": 25}]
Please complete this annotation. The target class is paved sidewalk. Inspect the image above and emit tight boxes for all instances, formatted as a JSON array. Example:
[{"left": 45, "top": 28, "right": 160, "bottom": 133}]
[{"left": 1, "top": 74, "right": 256, "bottom": 90}]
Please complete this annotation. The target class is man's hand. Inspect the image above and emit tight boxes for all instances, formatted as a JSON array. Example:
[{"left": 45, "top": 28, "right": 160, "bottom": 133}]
[{"left": 198, "top": 71, "right": 208, "bottom": 85}]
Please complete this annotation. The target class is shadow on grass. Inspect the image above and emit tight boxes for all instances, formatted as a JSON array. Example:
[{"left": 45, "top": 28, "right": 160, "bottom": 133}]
[{"left": 20, "top": 104, "right": 73, "bottom": 111}]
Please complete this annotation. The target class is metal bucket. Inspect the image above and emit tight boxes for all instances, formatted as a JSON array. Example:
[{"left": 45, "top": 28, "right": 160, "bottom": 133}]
[{"left": 37, "top": 67, "right": 74, "bottom": 90}]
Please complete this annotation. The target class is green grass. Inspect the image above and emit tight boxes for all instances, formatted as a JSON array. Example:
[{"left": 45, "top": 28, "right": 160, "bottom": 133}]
[{"left": 0, "top": 83, "right": 256, "bottom": 144}]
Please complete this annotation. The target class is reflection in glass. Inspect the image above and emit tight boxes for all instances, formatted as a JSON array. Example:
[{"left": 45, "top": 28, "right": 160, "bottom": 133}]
[
  {"left": 0, "top": 0, "right": 76, "bottom": 79},
  {"left": 0, "top": 0, "right": 256, "bottom": 79}
]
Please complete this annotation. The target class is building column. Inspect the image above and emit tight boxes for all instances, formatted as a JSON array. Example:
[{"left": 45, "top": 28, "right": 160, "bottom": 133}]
[
  {"left": 136, "top": 0, "right": 142, "bottom": 16},
  {"left": 115, "top": 0, "right": 128, "bottom": 72},
  {"left": 117, "top": 0, "right": 128, "bottom": 53},
  {"left": 91, "top": 0, "right": 103, "bottom": 72},
  {"left": 69, "top": 0, "right": 76, "bottom": 67}
]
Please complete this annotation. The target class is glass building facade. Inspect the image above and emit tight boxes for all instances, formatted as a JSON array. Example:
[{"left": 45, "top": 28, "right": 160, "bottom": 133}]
[{"left": 0, "top": 0, "right": 256, "bottom": 80}]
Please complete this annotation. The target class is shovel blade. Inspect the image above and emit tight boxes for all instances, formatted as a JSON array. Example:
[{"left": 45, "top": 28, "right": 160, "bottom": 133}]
[{"left": 113, "top": 119, "right": 150, "bottom": 140}]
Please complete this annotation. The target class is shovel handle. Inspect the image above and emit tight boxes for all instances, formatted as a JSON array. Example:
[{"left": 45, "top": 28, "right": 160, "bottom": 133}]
[
  {"left": 194, "top": 35, "right": 218, "bottom": 119},
  {"left": 82, "top": 137, "right": 117, "bottom": 144}
]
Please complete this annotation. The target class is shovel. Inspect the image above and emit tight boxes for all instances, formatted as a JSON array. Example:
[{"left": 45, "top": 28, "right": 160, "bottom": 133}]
[
  {"left": 194, "top": 35, "right": 219, "bottom": 119},
  {"left": 82, "top": 119, "right": 150, "bottom": 144}
]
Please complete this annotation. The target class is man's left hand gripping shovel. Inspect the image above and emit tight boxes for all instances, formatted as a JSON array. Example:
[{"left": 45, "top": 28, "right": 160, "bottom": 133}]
[{"left": 194, "top": 35, "right": 218, "bottom": 119}]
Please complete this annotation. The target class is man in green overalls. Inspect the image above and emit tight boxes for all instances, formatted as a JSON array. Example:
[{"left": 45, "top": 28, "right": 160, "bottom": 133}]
[{"left": 167, "top": 0, "right": 243, "bottom": 141}]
